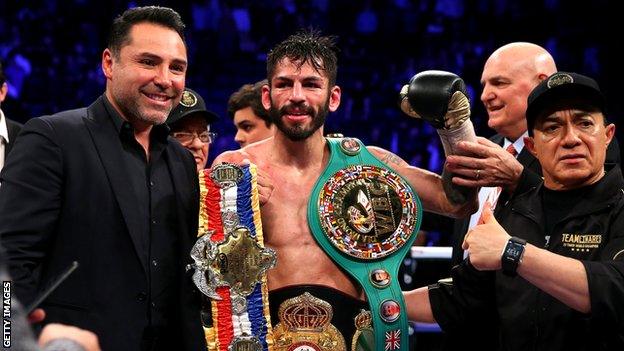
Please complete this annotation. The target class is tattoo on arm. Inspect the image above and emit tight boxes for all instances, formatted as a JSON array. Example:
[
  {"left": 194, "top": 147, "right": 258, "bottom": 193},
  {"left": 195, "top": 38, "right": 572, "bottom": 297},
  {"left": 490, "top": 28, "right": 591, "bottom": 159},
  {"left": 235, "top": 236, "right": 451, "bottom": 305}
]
[{"left": 379, "top": 151, "right": 405, "bottom": 167}]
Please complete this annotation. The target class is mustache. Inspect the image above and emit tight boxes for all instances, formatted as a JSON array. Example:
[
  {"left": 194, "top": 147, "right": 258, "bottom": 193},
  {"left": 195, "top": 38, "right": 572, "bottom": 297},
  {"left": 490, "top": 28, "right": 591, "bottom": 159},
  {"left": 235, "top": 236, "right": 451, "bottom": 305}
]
[{"left": 279, "top": 103, "right": 315, "bottom": 116}]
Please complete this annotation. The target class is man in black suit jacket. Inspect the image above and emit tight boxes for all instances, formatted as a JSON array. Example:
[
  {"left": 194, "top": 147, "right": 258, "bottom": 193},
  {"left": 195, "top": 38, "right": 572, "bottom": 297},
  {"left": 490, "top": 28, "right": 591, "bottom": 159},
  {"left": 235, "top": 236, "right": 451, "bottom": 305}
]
[
  {"left": 0, "top": 60, "right": 23, "bottom": 173},
  {"left": 0, "top": 7, "right": 205, "bottom": 351}
]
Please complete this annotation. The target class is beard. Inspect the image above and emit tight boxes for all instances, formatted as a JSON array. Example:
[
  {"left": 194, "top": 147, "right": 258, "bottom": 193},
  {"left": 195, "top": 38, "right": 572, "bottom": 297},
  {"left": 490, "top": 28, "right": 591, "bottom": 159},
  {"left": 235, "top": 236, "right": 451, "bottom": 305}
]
[
  {"left": 268, "top": 98, "right": 329, "bottom": 141},
  {"left": 111, "top": 85, "right": 175, "bottom": 126},
  {"left": 127, "top": 98, "right": 173, "bottom": 125}
]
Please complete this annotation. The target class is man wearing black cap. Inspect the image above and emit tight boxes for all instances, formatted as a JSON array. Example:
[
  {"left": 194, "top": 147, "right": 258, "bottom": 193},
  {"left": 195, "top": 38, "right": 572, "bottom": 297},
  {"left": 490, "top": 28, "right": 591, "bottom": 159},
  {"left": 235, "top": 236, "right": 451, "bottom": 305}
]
[
  {"left": 405, "top": 72, "right": 624, "bottom": 351},
  {"left": 167, "top": 88, "right": 218, "bottom": 172}
]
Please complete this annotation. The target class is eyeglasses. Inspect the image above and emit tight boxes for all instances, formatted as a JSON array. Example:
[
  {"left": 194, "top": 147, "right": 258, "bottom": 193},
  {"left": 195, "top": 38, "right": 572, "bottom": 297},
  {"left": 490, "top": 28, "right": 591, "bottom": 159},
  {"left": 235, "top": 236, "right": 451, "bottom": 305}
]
[{"left": 171, "top": 131, "right": 217, "bottom": 144}]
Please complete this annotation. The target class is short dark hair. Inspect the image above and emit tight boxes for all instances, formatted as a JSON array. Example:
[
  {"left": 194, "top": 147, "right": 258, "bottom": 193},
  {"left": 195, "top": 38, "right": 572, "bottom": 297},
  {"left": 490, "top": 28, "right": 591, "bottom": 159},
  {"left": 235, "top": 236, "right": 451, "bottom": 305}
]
[
  {"left": 267, "top": 30, "right": 339, "bottom": 87},
  {"left": 107, "top": 6, "right": 186, "bottom": 58},
  {"left": 227, "top": 79, "right": 271, "bottom": 127},
  {"left": 0, "top": 60, "right": 5, "bottom": 85}
]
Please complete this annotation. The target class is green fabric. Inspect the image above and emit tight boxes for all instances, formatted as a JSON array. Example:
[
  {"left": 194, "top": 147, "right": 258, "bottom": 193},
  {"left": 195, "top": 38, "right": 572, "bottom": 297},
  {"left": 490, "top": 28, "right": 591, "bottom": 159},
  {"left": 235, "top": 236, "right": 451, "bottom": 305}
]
[{"left": 353, "top": 329, "right": 375, "bottom": 351}]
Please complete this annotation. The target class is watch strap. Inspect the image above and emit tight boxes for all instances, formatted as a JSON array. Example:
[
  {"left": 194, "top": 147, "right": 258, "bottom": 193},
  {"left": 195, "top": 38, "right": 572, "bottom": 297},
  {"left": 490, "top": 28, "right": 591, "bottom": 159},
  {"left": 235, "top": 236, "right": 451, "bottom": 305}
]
[{"left": 501, "top": 236, "right": 526, "bottom": 276}]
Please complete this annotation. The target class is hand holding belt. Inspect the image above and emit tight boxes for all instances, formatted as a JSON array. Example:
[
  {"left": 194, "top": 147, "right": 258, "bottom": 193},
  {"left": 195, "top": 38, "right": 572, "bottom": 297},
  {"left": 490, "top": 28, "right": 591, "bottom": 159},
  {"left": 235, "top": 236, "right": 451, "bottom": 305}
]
[
  {"left": 190, "top": 164, "right": 276, "bottom": 351},
  {"left": 308, "top": 137, "right": 422, "bottom": 351}
]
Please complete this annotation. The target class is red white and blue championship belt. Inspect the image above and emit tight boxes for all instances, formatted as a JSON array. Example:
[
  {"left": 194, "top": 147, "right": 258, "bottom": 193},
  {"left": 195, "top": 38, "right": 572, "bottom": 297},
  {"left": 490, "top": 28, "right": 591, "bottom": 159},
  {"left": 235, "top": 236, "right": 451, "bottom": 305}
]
[{"left": 189, "top": 164, "right": 276, "bottom": 351}]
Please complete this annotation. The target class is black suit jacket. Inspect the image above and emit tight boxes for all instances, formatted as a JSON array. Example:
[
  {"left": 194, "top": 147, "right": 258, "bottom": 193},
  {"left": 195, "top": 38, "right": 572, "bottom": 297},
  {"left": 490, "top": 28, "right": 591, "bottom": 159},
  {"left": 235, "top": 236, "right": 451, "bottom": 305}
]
[
  {"left": 0, "top": 97, "right": 205, "bottom": 351},
  {"left": 450, "top": 133, "right": 621, "bottom": 266},
  {"left": 2, "top": 115, "right": 22, "bottom": 157},
  {"left": 450, "top": 134, "right": 541, "bottom": 265},
  {"left": 444, "top": 134, "right": 620, "bottom": 351}
]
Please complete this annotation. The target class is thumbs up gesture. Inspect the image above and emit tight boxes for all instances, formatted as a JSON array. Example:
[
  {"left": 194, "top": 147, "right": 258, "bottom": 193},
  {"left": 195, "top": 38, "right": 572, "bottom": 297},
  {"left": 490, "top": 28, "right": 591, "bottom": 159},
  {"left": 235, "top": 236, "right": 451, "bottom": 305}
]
[{"left": 462, "top": 204, "right": 511, "bottom": 270}]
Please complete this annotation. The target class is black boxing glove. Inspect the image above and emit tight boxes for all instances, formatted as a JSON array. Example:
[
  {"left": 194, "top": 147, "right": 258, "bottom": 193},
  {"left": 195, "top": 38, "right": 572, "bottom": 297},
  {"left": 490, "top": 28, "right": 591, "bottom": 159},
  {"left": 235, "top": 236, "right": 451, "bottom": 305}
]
[
  {"left": 400, "top": 70, "right": 477, "bottom": 205},
  {"left": 399, "top": 70, "right": 471, "bottom": 130}
]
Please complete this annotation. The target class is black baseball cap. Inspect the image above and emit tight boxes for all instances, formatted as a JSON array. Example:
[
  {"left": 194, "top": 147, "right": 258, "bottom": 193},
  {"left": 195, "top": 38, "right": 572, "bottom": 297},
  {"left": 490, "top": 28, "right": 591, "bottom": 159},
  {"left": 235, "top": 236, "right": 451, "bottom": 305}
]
[
  {"left": 526, "top": 72, "right": 605, "bottom": 134},
  {"left": 167, "top": 88, "right": 219, "bottom": 125}
]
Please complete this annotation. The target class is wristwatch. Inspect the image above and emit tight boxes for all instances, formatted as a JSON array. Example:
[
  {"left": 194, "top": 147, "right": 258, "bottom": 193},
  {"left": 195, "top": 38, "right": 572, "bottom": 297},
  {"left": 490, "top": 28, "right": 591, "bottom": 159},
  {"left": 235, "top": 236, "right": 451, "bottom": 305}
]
[{"left": 501, "top": 236, "right": 526, "bottom": 276}]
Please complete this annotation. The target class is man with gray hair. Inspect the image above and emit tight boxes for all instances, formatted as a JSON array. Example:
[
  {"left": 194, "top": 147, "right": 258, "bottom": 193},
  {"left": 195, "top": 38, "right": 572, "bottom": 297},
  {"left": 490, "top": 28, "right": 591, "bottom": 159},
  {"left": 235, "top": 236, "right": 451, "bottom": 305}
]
[{"left": 405, "top": 71, "right": 624, "bottom": 351}]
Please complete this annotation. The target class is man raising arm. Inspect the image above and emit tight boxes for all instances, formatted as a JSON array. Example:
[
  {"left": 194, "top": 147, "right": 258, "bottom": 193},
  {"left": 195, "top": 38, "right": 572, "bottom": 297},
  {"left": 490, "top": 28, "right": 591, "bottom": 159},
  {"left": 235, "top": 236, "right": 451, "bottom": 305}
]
[{"left": 405, "top": 72, "right": 624, "bottom": 351}]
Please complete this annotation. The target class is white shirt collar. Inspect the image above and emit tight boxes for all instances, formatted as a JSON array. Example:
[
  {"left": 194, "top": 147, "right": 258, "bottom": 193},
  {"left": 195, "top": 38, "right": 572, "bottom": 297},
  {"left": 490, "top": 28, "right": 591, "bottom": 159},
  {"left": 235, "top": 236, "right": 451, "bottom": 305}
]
[
  {"left": 0, "top": 109, "right": 9, "bottom": 144},
  {"left": 503, "top": 130, "right": 529, "bottom": 155}
]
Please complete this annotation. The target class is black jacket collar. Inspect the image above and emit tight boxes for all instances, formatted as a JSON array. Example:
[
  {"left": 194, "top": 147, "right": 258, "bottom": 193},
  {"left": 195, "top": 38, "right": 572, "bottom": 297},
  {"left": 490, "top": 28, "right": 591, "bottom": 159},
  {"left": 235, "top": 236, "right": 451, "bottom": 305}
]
[{"left": 512, "top": 165, "right": 624, "bottom": 223}]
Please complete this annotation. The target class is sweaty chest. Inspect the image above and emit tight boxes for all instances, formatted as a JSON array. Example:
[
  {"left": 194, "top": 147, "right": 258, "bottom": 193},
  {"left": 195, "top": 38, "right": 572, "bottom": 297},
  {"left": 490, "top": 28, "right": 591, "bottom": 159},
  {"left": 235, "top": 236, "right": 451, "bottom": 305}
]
[
  {"left": 270, "top": 174, "right": 315, "bottom": 215},
  {"left": 261, "top": 170, "right": 320, "bottom": 244},
  {"left": 269, "top": 165, "right": 321, "bottom": 202}
]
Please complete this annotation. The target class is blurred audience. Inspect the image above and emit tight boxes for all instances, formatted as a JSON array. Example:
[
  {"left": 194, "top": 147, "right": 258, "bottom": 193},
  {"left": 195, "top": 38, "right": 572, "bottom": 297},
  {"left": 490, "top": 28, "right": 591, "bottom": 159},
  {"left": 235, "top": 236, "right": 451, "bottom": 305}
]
[{"left": 0, "top": 0, "right": 617, "bottom": 248}]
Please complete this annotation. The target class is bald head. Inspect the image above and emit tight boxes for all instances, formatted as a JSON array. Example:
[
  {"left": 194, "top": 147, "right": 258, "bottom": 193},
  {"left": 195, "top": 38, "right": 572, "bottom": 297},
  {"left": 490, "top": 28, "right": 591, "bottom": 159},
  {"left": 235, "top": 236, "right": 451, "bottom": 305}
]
[
  {"left": 488, "top": 42, "right": 556, "bottom": 79},
  {"left": 481, "top": 42, "right": 557, "bottom": 140}
]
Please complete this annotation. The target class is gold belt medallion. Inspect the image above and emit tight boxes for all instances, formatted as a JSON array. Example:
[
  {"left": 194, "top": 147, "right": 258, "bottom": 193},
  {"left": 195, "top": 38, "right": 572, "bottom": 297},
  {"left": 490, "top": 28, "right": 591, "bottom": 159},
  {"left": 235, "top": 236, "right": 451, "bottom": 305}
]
[{"left": 273, "top": 292, "right": 346, "bottom": 351}]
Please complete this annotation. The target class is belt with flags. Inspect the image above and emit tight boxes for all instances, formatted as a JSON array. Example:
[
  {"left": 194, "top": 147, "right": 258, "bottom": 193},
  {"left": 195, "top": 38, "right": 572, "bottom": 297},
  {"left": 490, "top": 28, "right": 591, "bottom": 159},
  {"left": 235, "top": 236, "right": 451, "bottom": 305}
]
[
  {"left": 190, "top": 164, "right": 276, "bottom": 351},
  {"left": 307, "top": 137, "right": 422, "bottom": 351}
]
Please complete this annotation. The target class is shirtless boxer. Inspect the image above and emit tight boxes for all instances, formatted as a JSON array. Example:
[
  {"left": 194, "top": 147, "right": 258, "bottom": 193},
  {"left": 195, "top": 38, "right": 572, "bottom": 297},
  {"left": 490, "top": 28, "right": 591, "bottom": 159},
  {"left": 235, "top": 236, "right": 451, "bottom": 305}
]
[{"left": 212, "top": 30, "right": 478, "bottom": 349}]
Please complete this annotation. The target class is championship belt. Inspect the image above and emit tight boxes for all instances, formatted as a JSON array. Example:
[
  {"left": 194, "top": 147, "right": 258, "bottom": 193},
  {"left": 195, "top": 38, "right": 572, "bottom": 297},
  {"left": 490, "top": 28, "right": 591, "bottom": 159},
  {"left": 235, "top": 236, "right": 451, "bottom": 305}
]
[
  {"left": 269, "top": 285, "right": 370, "bottom": 351},
  {"left": 189, "top": 164, "right": 277, "bottom": 351},
  {"left": 272, "top": 292, "right": 346, "bottom": 351},
  {"left": 307, "top": 137, "right": 422, "bottom": 351}
]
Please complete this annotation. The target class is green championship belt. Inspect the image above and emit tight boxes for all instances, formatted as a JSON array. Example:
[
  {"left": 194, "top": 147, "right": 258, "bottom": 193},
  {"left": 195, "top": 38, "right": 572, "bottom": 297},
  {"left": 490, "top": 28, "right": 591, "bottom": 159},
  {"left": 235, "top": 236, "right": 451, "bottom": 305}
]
[{"left": 308, "top": 137, "right": 422, "bottom": 351}]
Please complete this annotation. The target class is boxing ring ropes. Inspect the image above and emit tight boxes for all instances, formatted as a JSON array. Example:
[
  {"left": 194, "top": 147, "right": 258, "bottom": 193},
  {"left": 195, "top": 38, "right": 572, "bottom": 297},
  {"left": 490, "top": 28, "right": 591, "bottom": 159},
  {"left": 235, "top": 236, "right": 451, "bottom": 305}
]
[{"left": 409, "top": 246, "right": 453, "bottom": 333}]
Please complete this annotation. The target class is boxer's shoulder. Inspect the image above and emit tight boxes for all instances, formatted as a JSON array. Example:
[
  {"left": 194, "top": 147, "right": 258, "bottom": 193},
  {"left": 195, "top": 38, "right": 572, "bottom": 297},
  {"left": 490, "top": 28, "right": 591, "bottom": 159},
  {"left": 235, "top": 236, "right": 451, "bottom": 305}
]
[
  {"left": 212, "top": 148, "right": 249, "bottom": 165},
  {"left": 366, "top": 145, "right": 409, "bottom": 168},
  {"left": 212, "top": 143, "right": 270, "bottom": 170}
]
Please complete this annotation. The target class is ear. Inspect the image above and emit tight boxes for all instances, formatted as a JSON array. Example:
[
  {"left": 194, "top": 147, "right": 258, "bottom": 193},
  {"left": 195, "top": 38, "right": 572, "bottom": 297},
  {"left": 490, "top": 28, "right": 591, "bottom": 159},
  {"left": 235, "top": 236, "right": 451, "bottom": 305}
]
[
  {"left": 261, "top": 84, "right": 271, "bottom": 111},
  {"left": 536, "top": 73, "right": 549, "bottom": 82},
  {"left": 524, "top": 135, "right": 538, "bottom": 157},
  {"left": 0, "top": 82, "right": 7, "bottom": 103},
  {"left": 101, "top": 48, "right": 114, "bottom": 80},
  {"left": 605, "top": 123, "right": 615, "bottom": 146},
  {"left": 328, "top": 85, "right": 341, "bottom": 112}
]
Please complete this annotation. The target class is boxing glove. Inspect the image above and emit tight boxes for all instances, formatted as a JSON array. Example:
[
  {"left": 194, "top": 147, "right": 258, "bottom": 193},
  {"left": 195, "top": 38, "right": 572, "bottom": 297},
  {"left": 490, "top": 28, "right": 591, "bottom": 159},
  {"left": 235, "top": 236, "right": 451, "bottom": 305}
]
[
  {"left": 400, "top": 70, "right": 477, "bottom": 205},
  {"left": 399, "top": 70, "right": 471, "bottom": 130}
]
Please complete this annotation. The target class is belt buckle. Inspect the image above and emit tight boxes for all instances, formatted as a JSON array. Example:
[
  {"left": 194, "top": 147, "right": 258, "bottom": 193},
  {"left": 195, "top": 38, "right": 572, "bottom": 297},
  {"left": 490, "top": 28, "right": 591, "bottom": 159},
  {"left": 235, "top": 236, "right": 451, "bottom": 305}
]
[{"left": 273, "top": 292, "right": 346, "bottom": 351}]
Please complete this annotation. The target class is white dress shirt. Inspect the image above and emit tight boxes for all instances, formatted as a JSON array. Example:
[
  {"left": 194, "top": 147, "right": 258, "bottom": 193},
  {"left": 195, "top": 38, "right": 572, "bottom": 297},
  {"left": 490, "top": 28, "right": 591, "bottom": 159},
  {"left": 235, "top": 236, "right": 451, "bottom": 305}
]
[{"left": 0, "top": 109, "right": 10, "bottom": 173}]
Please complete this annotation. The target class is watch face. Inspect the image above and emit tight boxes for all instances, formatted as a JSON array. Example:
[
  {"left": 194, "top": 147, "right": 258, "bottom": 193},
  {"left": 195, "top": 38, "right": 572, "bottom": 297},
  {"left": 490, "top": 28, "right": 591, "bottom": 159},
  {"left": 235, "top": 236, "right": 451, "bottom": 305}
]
[
  {"left": 504, "top": 241, "right": 525, "bottom": 261},
  {"left": 317, "top": 165, "right": 420, "bottom": 260},
  {"left": 502, "top": 238, "right": 525, "bottom": 276},
  {"left": 505, "top": 246, "right": 521, "bottom": 258}
]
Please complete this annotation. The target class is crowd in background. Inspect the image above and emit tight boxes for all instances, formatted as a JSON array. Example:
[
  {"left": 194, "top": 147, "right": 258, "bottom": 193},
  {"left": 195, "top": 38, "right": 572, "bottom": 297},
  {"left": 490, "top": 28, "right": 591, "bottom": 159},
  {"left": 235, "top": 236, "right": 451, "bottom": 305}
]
[{"left": 0, "top": 0, "right": 618, "bottom": 247}]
